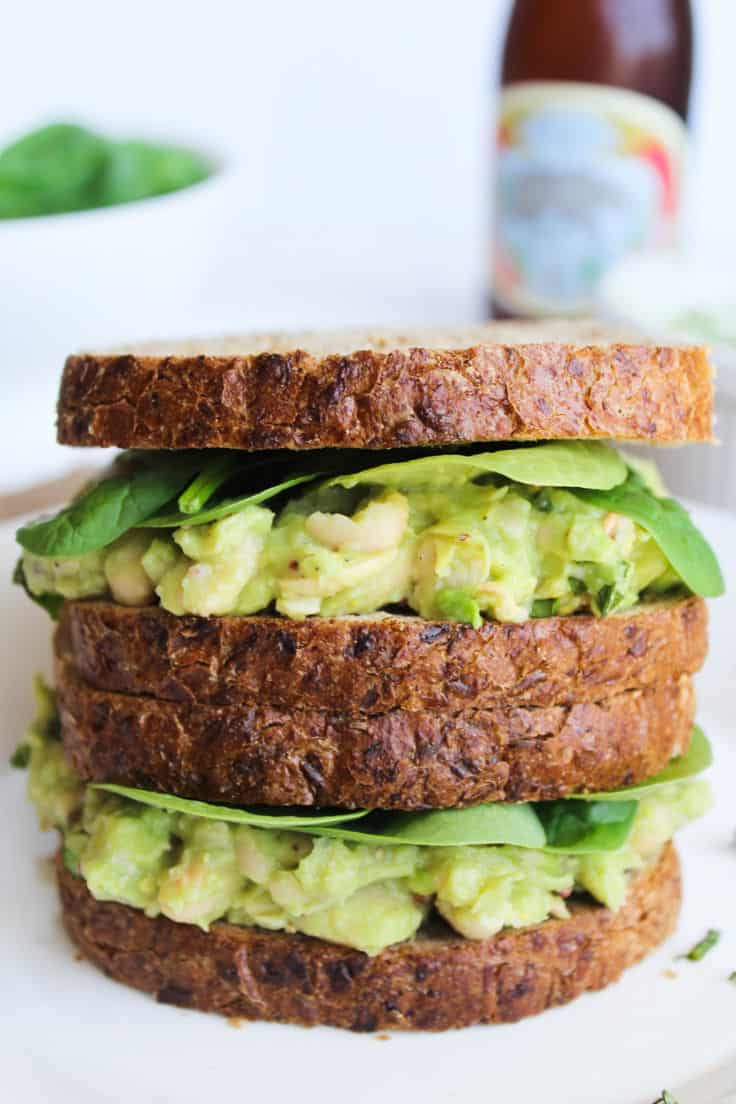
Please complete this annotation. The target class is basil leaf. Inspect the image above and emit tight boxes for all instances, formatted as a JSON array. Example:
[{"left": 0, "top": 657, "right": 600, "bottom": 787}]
[
  {"left": 92, "top": 784, "right": 373, "bottom": 828},
  {"left": 579, "top": 726, "right": 712, "bottom": 801},
  {"left": 12, "top": 558, "right": 64, "bottom": 619},
  {"left": 144, "top": 473, "right": 321, "bottom": 528},
  {"left": 16, "top": 452, "right": 209, "bottom": 557},
  {"left": 538, "top": 799, "right": 638, "bottom": 853},
  {"left": 328, "top": 442, "right": 627, "bottom": 492},
  {"left": 573, "top": 473, "right": 724, "bottom": 598}
]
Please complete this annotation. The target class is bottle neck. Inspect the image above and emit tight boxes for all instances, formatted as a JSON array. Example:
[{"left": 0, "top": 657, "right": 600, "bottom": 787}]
[{"left": 501, "top": 0, "right": 692, "bottom": 121}]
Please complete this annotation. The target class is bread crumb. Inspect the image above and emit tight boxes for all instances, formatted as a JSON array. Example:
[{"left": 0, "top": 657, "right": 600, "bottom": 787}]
[
  {"left": 662, "top": 968, "right": 678, "bottom": 980},
  {"left": 375, "top": 1033, "right": 391, "bottom": 1041},
  {"left": 227, "top": 1017, "right": 246, "bottom": 1029}
]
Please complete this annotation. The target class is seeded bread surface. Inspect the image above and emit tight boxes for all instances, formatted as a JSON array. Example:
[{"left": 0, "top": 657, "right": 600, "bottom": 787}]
[
  {"left": 57, "top": 323, "right": 713, "bottom": 449},
  {"left": 57, "top": 596, "right": 707, "bottom": 713},
  {"left": 55, "top": 651, "right": 695, "bottom": 809}
]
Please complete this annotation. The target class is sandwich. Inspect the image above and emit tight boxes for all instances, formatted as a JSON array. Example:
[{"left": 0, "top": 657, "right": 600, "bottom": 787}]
[{"left": 12, "top": 322, "right": 722, "bottom": 1031}]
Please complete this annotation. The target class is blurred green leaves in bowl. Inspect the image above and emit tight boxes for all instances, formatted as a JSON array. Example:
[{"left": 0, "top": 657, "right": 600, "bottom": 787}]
[{"left": 0, "top": 122, "right": 213, "bottom": 219}]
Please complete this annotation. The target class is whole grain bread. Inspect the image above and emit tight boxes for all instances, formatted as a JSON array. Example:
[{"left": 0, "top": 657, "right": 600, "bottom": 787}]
[
  {"left": 57, "top": 596, "right": 707, "bottom": 714},
  {"left": 57, "top": 843, "right": 681, "bottom": 1031},
  {"left": 57, "top": 322, "right": 713, "bottom": 449},
  {"left": 55, "top": 652, "right": 695, "bottom": 808}
]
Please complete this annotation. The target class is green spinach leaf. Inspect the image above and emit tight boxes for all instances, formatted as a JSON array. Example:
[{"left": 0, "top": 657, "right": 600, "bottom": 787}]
[
  {"left": 145, "top": 473, "right": 320, "bottom": 528},
  {"left": 85, "top": 785, "right": 636, "bottom": 852},
  {"left": 177, "top": 454, "right": 244, "bottom": 514},
  {"left": 93, "top": 785, "right": 373, "bottom": 829},
  {"left": 328, "top": 442, "right": 627, "bottom": 493},
  {"left": 16, "top": 452, "right": 208, "bottom": 557},
  {"left": 538, "top": 799, "right": 638, "bottom": 853},
  {"left": 93, "top": 785, "right": 547, "bottom": 848},
  {"left": 573, "top": 473, "right": 724, "bottom": 597},
  {"left": 310, "top": 803, "right": 547, "bottom": 848}
]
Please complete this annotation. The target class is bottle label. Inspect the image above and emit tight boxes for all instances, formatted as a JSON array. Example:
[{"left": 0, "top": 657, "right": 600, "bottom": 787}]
[{"left": 493, "top": 81, "right": 688, "bottom": 316}]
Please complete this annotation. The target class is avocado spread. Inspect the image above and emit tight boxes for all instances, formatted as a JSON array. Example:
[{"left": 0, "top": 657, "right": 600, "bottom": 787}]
[
  {"left": 24, "top": 682, "right": 711, "bottom": 956},
  {"left": 21, "top": 448, "right": 682, "bottom": 623}
]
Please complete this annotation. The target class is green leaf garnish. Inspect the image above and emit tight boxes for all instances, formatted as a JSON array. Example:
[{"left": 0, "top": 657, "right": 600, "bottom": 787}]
[
  {"left": 16, "top": 452, "right": 209, "bottom": 557},
  {"left": 680, "top": 928, "right": 721, "bottom": 962},
  {"left": 328, "top": 441, "right": 627, "bottom": 493},
  {"left": 578, "top": 727, "right": 712, "bottom": 801},
  {"left": 573, "top": 472, "right": 724, "bottom": 598}
]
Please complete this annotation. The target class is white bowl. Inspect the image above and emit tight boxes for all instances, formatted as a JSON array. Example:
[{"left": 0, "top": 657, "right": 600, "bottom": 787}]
[{"left": 0, "top": 153, "right": 236, "bottom": 491}]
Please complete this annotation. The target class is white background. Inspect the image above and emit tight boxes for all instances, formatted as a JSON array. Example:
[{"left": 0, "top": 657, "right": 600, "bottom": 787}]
[{"left": 1, "top": 0, "right": 735, "bottom": 489}]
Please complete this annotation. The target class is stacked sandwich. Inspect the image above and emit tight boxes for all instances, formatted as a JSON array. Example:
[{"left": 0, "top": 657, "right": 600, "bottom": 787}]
[{"left": 14, "top": 324, "right": 722, "bottom": 1031}]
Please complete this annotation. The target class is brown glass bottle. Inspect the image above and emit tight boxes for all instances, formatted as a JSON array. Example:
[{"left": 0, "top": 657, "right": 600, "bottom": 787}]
[{"left": 491, "top": 0, "right": 693, "bottom": 318}]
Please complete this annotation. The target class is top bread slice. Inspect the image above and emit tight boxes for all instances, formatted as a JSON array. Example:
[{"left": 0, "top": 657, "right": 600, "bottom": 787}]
[{"left": 57, "top": 321, "right": 713, "bottom": 450}]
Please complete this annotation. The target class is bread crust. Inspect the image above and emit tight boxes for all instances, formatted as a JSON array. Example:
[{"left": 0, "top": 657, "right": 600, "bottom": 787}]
[
  {"left": 57, "top": 330, "right": 713, "bottom": 449},
  {"left": 57, "top": 843, "right": 681, "bottom": 1031},
  {"left": 55, "top": 654, "right": 695, "bottom": 809},
  {"left": 58, "top": 596, "right": 707, "bottom": 713}
]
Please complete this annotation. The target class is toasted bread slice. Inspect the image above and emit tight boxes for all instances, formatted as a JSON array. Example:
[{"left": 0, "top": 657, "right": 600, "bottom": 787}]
[
  {"left": 55, "top": 650, "right": 695, "bottom": 809},
  {"left": 57, "top": 843, "right": 680, "bottom": 1031},
  {"left": 57, "top": 322, "right": 713, "bottom": 449},
  {"left": 58, "top": 596, "right": 707, "bottom": 714}
]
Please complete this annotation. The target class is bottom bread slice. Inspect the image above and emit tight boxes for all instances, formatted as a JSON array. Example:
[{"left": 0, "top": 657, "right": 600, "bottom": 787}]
[{"left": 57, "top": 843, "right": 680, "bottom": 1032}]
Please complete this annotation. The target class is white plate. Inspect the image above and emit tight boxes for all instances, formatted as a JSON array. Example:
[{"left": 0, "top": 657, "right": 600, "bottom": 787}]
[{"left": 2, "top": 508, "right": 735, "bottom": 1104}]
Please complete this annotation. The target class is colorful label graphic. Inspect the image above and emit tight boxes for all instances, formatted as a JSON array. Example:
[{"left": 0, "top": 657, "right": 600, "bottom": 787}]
[{"left": 493, "top": 81, "right": 687, "bottom": 316}]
